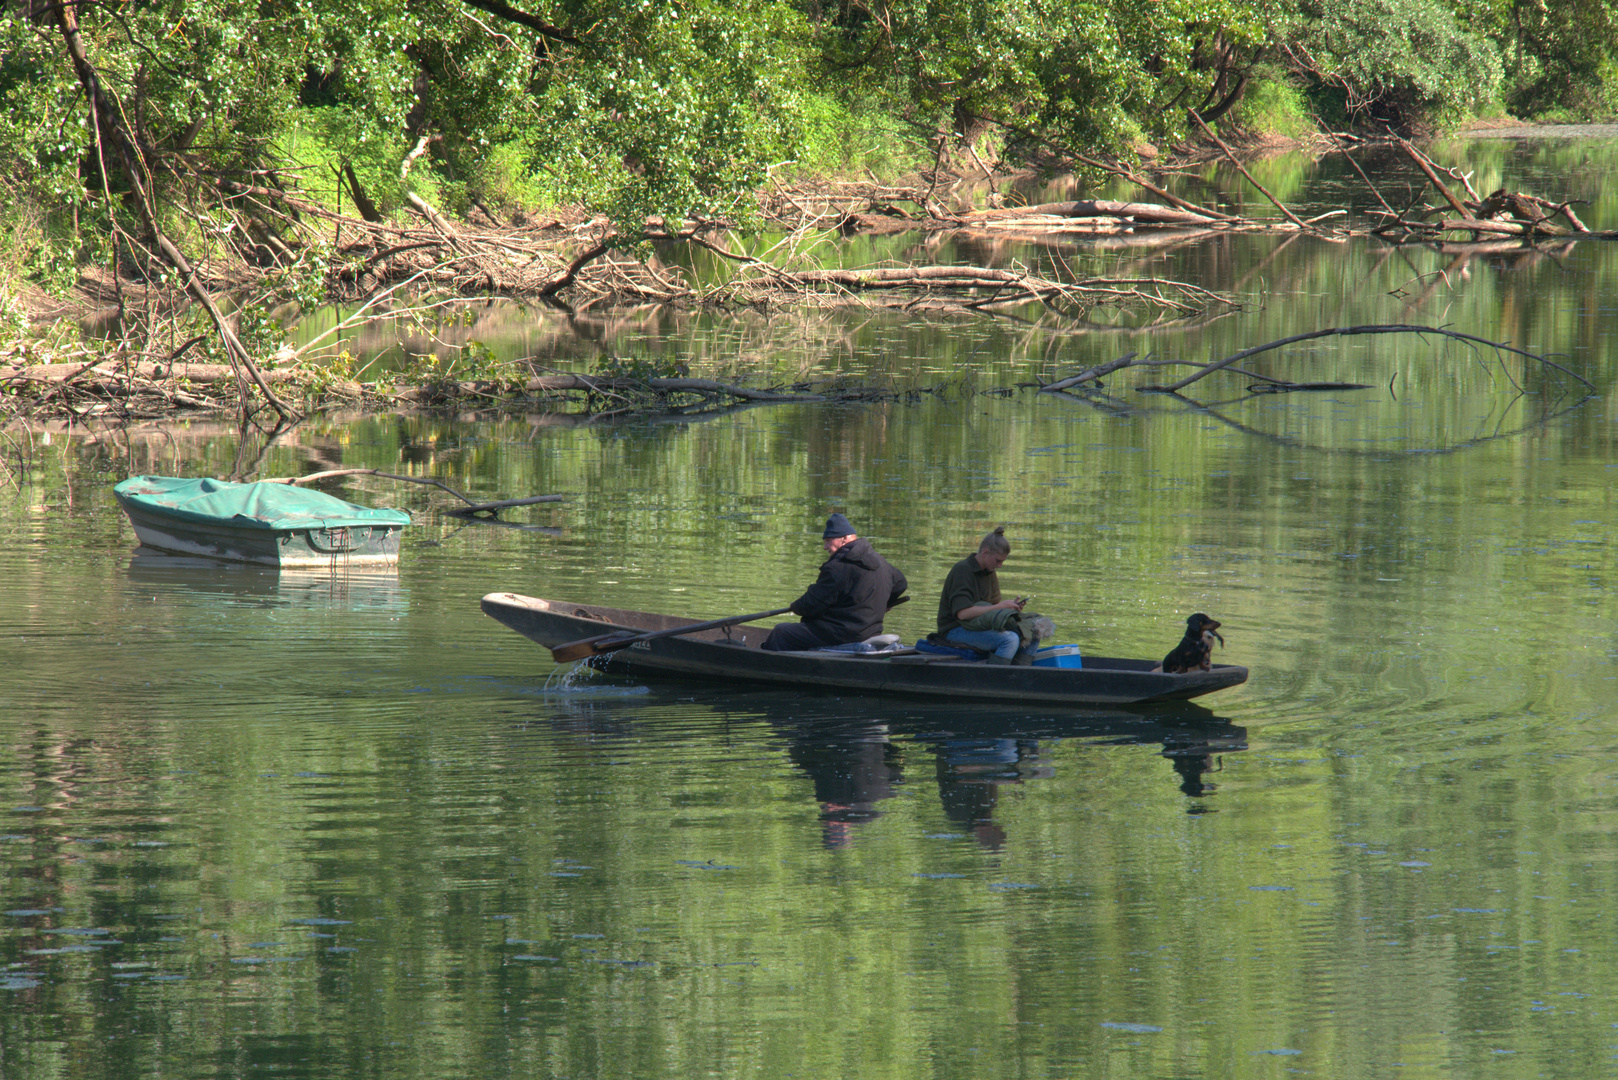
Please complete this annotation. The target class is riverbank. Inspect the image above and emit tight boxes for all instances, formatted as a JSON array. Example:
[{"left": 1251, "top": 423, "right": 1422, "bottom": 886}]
[
  {"left": 0, "top": 113, "right": 1539, "bottom": 335},
  {"left": 4, "top": 117, "right": 1586, "bottom": 427}
]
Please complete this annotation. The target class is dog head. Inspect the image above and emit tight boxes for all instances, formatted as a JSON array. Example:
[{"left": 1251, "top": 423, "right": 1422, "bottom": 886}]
[{"left": 1186, "top": 613, "right": 1224, "bottom": 647}]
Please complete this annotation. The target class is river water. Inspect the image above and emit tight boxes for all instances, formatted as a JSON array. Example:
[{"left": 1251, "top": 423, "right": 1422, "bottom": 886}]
[{"left": 4, "top": 132, "right": 1617, "bottom": 1080}]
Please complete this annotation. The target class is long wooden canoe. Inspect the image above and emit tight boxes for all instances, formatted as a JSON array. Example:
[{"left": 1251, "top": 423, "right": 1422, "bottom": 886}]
[{"left": 480, "top": 592, "right": 1248, "bottom": 706}]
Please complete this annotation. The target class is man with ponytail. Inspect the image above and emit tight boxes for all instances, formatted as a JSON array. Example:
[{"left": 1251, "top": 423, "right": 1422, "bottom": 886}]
[{"left": 935, "top": 526, "right": 1034, "bottom": 664}]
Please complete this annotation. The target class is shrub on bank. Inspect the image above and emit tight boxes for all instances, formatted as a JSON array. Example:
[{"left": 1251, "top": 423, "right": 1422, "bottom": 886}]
[{"left": 1227, "top": 67, "right": 1317, "bottom": 140}]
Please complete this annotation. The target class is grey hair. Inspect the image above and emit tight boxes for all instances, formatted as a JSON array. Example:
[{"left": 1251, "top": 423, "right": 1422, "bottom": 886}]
[{"left": 978, "top": 525, "right": 1010, "bottom": 557}]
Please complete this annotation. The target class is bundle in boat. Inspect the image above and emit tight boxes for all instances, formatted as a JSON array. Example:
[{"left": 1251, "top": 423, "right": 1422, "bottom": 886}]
[{"left": 113, "top": 476, "right": 411, "bottom": 567}]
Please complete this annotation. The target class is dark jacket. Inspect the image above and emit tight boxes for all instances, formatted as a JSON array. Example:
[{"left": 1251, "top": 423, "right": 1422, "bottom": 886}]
[
  {"left": 789, "top": 538, "right": 908, "bottom": 645},
  {"left": 935, "top": 552, "right": 1001, "bottom": 635}
]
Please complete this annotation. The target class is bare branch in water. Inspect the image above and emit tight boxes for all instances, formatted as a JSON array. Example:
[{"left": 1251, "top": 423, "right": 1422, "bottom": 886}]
[
  {"left": 1139, "top": 325, "right": 1593, "bottom": 393},
  {"left": 261, "top": 467, "right": 565, "bottom": 515}
]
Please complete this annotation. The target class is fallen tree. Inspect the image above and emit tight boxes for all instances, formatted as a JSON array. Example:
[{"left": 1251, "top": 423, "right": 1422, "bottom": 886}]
[
  {"left": 0, "top": 346, "right": 918, "bottom": 424},
  {"left": 1359, "top": 138, "right": 1606, "bottom": 242},
  {"left": 262, "top": 467, "right": 564, "bottom": 518}
]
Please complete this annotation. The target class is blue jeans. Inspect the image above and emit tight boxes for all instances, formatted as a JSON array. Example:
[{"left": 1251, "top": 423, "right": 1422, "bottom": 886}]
[{"left": 944, "top": 626, "right": 1021, "bottom": 660}]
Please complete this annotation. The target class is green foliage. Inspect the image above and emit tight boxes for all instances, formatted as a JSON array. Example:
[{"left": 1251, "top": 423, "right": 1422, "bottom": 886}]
[
  {"left": 287, "top": 346, "right": 364, "bottom": 400},
  {"left": 1511, "top": 53, "right": 1618, "bottom": 122},
  {"left": 0, "top": 282, "right": 30, "bottom": 341},
  {"left": 11, "top": 0, "right": 1618, "bottom": 302},
  {"left": 0, "top": 197, "right": 76, "bottom": 296},
  {"left": 1, "top": 0, "right": 820, "bottom": 244},
  {"left": 593, "top": 353, "right": 692, "bottom": 381},
  {"left": 463, "top": 139, "right": 554, "bottom": 218},
  {"left": 278, "top": 109, "right": 411, "bottom": 219},
  {"left": 1227, "top": 67, "right": 1316, "bottom": 138},
  {"left": 1464, "top": 0, "right": 1618, "bottom": 120},
  {"left": 0, "top": 19, "right": 82, "bottom": 209},
  {"left": 390, "top": 339, "right": 522, "bottom": 389},
  {"left": 788, "top": 92, "right": 921, "bottom": 181},
  {"left": 1289, "top": 0, "right": 1502, "bottom": 128},
  {"left": 804, "top": 0, "right": 1142, "bottom": 153},
  {"left": 520, "top": 1, "right": 814, "bottom": 230},
  {"left": 798, "top": 0, "right": 1304, "bottom": 157}
]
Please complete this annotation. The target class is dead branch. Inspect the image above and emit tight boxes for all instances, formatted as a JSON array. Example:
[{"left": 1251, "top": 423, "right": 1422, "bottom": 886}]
[
  {"left": 1396, "top": 138, "right": 1474, "bottom": 219},
  {"left": 1435, "top": 216, "right": 1564, "bottom": 237},
  {"left": 704, "top": 261, "right": 1238, "bottom": 319},
  {"left": 1139, "top": 324, "right": 1593, "bottom": 393},
  {"left": 2, "top": 360, "right": 300, "bottom": 387},
  {"left": 1189, "top": 111, "right": 1315, "bottom": 232},
  {"left": 959, "top": 199, "right": 1227, "bottom": 228},
  {"left": 1342, "top": 151, "right": 1399, "bottom": 218},
  {"left": 519, "top": 374, "right": 826, "bottom": 402},
  {"left": 539, "top": 239, "right": 612, "bottom": 297},
  {"left": 648, "top": 377, "right": 826, "bottom": 402},
  {"left": 444, "top": 494, "right": 566, "bottom": 516},
  {"left": 263, "top": 466, "right": 564, "bottom": 515},
  {"left": 25, "top": 355, "right": 106, "bottom": 413},
  {"left": 974, "top": 112, "right": 1239, "bottom": 222},
  {"left": 1040, "top": 353, "right": 1142, "bottom": 392}
]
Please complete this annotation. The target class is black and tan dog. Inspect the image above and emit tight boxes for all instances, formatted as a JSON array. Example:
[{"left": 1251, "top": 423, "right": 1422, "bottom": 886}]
[{"left": 1160, "top": 614, "right": 1224, "bottom": 673}]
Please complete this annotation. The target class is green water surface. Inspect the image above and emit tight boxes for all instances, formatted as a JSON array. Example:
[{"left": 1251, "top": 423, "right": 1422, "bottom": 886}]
[{"left": 3, "top": 133, "right": 1617, "bottom": 1080}]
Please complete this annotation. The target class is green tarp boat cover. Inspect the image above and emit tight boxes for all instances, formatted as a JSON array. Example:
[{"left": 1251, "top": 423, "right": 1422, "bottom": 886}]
[{"left": 114, "top": 476, "right": 411, "bottom": 531}]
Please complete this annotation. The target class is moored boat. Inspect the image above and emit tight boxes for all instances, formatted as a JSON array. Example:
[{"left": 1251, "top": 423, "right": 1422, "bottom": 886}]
[
  {"left": 114, "top": 475, "right": 410, "bottom": 567},
  {"left": 480, "top": 592, "right": 1248, "bottom": 706}
]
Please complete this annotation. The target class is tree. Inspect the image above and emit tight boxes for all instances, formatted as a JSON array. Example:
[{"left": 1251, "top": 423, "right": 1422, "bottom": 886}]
[
  {"left": 0, "top": 0, "right": 816, "bottom": 241},
  {"left": 799, "top": 0, "right": 1278, "bottom": 159},
  {"left": 1280, "top": 0, "right": 1503, "bottom": 128},
  {"left": 1470, "top": 0, "right": 1618, "bottom": 118}
]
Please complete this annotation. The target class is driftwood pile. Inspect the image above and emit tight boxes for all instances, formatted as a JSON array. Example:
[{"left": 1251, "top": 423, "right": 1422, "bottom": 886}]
[
  {"left": 3, "top": 323, "right": 1593, "bottom": 437},
  {"left": 0, "top": 353, "right": 297, "bottom": 420},
  {"left": 768, "top": 128, "right": 1610, "bottom": 252},
  {"left": 1359, "top": 138, "right": 1601, "bottom": 241}
]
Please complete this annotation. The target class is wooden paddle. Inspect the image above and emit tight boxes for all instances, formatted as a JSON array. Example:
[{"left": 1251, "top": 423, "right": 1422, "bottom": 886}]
[{"left": 549, "top": 607, "right": 793, "bottom": 663}]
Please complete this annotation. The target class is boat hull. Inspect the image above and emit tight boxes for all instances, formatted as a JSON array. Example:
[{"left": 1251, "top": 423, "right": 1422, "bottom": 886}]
[
  {"left": 118, "top": 498, "right": 404, "bottom": 567},
  {"left": 480, "top": 593, "right": 1248, "bottom": 706}
]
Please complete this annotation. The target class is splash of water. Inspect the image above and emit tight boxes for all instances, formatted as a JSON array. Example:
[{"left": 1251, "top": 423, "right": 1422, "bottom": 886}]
[
  {"left": 543, "top": 661, "right": 597, "bottom": 692},
  {"left": 538, "top": 658, "right": 649, "bottom": 697}
]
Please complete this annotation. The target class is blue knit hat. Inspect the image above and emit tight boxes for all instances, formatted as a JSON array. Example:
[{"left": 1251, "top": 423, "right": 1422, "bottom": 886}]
[{"left": 822, "top": 513, "right": 856, "bottom": 539}]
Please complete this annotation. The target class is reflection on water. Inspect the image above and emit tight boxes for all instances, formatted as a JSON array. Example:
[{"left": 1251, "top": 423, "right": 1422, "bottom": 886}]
[
  {"left": 1160, "top": 727, "right": 1249, "bottom": 805},
  {"left": 762, "top": 697, "right": 1249, "bottom": 848},
  {"left": 928, "top": 737, "right": 1052, "bottom": 850},
  {"left": 125, "top": 547, "right": 407, "bottom": 610},
  {"left": 784, "top": 721, "right": 903, "bottom": 847}
]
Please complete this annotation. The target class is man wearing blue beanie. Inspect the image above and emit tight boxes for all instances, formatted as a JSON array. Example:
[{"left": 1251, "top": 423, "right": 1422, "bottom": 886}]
[{"left": 761, "top": 514, "right": 908, "bottom": 651}]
